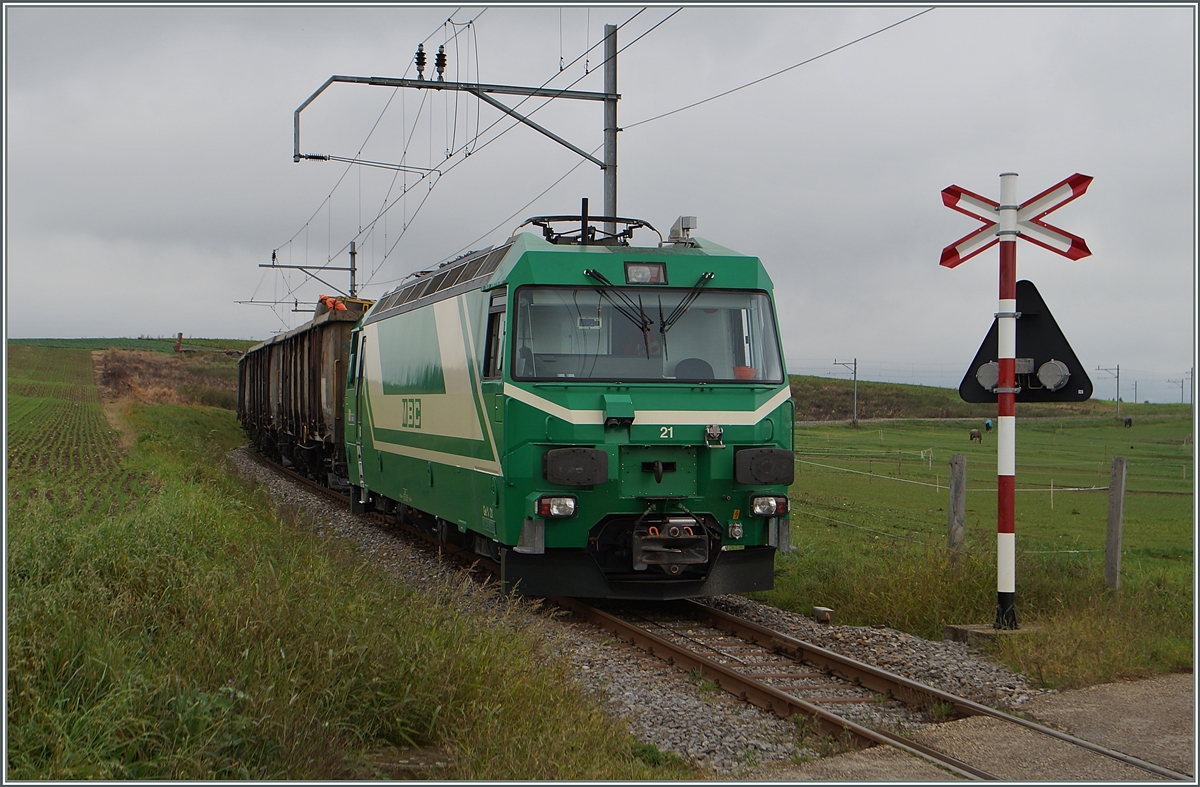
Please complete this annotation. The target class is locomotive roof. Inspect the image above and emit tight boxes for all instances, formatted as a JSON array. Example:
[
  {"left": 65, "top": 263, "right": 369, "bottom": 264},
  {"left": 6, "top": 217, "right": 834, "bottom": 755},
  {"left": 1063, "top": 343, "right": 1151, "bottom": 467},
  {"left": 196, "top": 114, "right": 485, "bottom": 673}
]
[
  {"left": 347, "top": 227, "right": 777, "bottom": 331},
  {"left": 490, "top": 231, "right": 775, "bottom": 293}
]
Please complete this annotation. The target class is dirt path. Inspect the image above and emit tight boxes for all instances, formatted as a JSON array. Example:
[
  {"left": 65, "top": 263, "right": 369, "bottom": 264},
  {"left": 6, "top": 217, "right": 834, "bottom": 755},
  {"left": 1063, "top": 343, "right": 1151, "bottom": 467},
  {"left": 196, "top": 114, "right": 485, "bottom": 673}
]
[{"left": 765, "top": 673, "right": 1194, "bottom": 781}]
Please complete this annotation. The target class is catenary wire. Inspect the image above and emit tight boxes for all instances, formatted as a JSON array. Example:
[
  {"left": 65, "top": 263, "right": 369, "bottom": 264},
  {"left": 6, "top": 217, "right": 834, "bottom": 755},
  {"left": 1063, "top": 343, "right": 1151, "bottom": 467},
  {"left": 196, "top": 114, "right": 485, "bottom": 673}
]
[
  {"left": 345, "top": 9, "right": 651, "bottom": 289},
  {"left": 358, "top": 9, "right": 673, "bottom": 288},
  {"left": 260, "top": 10, "right": 482, "bottom": 308},
  {"left": 623, "top": 8, "right": 934, "bottom": 131},
  {"left": 365, "top": 9, "right": 682, "bottom": 283},
  {"left": 262, "top": 7, "right": 917, "bottom": 313}
]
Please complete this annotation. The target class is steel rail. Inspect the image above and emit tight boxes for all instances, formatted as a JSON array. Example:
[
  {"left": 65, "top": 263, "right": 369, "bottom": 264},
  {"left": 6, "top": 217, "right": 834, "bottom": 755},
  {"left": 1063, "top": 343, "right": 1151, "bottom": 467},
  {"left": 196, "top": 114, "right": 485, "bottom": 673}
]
[
  {"left": 553, "top": 597, "right": 996, "bottom": 780},
  {"left": 687, "top": 601, "right": 1191, "bottom": 781}
]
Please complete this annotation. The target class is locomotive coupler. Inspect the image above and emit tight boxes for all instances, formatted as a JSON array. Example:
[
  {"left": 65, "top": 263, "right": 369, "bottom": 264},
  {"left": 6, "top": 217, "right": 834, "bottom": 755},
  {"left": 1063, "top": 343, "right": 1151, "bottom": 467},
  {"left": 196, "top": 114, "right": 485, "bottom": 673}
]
[{"left": 631, "top": 511, "right": 710, "bottom": 574}]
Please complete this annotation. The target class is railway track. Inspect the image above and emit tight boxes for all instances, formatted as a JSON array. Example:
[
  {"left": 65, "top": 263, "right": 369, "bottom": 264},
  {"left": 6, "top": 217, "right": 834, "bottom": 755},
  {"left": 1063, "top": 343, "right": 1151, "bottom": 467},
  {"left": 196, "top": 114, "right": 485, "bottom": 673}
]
[
  {"left": 251, "top": 451, "right": 1189, "bottom": 781},
  {"left": 554, "top": 599, "right": 1189, "bottom": 780}
]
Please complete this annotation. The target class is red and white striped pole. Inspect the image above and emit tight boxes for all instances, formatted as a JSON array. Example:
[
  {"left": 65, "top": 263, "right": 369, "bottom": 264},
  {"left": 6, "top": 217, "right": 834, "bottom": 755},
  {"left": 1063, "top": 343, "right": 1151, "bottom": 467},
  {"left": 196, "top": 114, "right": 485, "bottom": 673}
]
[
  {"left": 995, "top": 172, "right": 1019, "bottom": 629},
  {"left": 941, "top": 171, "right": 1092, "bottom": 631}
]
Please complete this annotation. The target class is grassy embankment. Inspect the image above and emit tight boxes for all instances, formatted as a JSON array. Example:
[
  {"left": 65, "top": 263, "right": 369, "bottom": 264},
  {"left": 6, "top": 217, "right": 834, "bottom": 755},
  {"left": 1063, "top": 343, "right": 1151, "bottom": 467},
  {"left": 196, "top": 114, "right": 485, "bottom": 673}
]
[
  {"left": 6, "top": 342, "right": 690, "bottom": 779},
  {"left": 766, "top": 375, "right": 1194, "bottom": 689},
  {"left": 790, "top": 373, "right": 1188, "bottom": 421}
]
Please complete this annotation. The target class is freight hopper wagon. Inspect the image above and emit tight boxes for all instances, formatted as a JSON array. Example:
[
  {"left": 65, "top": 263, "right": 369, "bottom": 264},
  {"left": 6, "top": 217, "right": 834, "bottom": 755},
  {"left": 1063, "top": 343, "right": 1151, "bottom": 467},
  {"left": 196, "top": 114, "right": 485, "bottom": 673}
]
[
  {"left": 346, "top": 216, "right": 794, "bottom": 600},
  {"left": 239, "top": 296, "right": 372, "bottom": 486}
]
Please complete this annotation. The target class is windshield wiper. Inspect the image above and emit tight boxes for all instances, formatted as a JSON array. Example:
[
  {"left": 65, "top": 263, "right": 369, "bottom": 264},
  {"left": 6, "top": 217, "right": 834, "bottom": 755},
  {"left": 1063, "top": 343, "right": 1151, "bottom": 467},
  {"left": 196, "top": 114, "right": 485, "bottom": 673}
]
[
  {"left": 657, "top": 272, "right": 715, "bottom": 359},
  {"left": 583, "top": 269, "right": 655, "bottom": 358}
]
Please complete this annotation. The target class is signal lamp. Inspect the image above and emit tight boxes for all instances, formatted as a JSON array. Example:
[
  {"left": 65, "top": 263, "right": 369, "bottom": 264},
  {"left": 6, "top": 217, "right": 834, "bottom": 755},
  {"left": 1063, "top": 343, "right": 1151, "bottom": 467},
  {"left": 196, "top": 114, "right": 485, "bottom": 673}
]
[
  {"left": 749, "top": 495, "right": 789, "bottom": 517},
  {"left": 1037, "top": 359, "right": 1071, "bottom": 391},
  {"left": 976, "top": 361, "right": 999, "bottom": 392},
  {"left": 537, "top": 496, "right": 578, "bottom": 518}
]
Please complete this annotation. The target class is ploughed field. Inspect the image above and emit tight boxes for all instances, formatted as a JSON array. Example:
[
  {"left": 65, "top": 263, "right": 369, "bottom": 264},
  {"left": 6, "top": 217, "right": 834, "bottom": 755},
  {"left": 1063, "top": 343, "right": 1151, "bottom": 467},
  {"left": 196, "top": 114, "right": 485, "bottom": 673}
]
[{"left": 6, "top": 345, "right": 143, "bottom": 517}]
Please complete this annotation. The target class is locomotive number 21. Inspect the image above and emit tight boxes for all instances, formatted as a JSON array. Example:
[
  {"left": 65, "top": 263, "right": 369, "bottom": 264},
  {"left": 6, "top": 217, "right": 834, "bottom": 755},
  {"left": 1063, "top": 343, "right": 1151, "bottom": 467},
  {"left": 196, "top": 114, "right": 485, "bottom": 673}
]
[{"left": 659, "top": 426, "right": 674, "bottom": 439}]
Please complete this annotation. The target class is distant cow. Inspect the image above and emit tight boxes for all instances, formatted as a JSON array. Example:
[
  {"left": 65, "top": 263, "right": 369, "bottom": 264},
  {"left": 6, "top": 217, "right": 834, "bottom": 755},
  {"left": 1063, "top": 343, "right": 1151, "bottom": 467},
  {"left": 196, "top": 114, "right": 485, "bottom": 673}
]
[
  {"left": 969, "top": 429, "right": 983, "bottom": 443},
  {"left": 1124, "top": 417, "right": 1133, "bottom": 428}
]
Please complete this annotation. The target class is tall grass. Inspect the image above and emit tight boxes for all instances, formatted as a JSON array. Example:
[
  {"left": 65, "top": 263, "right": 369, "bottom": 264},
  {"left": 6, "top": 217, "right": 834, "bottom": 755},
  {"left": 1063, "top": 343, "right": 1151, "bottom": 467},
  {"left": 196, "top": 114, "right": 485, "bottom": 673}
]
[
  {"left": 762, "top": 540, "right": 1192, "bottom": 689},
  {"left": 7, "top": 355, "right": 683, "bottom": 778}
]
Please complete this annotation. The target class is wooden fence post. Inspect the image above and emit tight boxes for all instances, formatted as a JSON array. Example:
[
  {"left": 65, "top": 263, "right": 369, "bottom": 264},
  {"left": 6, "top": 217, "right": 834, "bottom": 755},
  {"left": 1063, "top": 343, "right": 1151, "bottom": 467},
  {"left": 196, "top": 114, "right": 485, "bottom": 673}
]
[
  {"left": 947, "top": 454, "right": 966, "bottom": 561},
  {"left": 1106, "top": 456, "right": 1127, "bottom": 590}
]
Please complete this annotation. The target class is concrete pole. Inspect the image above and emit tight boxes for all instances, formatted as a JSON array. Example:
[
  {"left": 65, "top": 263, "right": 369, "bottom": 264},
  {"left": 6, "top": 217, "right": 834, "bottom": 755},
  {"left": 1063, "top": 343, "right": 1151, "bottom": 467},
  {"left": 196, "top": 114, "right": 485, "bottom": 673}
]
[
  {"left": 995, "top": 172, "right": 1019, "bottom": 630},
  {"left": 602, "top": 23, "right": 617, "bottom": 239},
  {"left": 1106, "top": 457, "right": 1127, "bottom": 590},
  {"left": 852, "top": 358, "right": 858, "bottom": 426}
]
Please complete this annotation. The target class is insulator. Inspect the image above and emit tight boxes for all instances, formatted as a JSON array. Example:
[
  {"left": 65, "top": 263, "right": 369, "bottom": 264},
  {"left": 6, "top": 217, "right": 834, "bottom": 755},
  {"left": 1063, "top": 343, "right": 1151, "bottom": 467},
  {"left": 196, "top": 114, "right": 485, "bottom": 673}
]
[
  {"left": 415, "top": 43, "right": 426, "bottom": 78},
  {"left": 435, "top": 45, "right": 447, "bottom": 80}
]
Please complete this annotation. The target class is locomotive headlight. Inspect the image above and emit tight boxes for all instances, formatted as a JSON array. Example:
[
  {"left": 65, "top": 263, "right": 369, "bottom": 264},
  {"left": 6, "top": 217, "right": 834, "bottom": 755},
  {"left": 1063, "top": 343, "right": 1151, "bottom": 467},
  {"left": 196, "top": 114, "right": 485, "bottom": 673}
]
[
  {"left": 537, "top": 496, "right": 578, "bottom": 518},
  {"left": 749, "top": 495, "right": 789, "bottom": 517},
  {"left": 624, "top": 261, "right": 667, "bottom": 284}
]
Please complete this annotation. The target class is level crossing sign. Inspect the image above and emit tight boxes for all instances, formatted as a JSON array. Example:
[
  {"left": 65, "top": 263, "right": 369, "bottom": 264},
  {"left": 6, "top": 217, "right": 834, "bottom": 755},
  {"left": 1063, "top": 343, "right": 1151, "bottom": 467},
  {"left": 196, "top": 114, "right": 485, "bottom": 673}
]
[
  {"left": 940, "top": 173, "right": 1092, "bottom": 268},
  {"left": 938, "top": 171, "right": 1092, "bottom": 631}
]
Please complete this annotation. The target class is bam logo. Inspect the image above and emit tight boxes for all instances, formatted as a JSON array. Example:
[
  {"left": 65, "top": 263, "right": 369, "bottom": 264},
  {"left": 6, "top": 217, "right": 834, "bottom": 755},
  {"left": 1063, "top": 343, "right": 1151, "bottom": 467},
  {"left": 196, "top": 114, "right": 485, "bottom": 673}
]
[{"left": 402, "top": 398, "right": 422, "bottom": 429}]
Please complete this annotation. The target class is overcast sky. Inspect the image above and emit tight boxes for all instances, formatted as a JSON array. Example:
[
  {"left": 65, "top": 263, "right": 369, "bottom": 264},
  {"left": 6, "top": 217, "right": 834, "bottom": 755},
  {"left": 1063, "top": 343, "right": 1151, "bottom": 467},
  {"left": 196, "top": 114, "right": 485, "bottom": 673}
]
[{"left": 5, "top": 4, "right": 1196, "bottom": 402}]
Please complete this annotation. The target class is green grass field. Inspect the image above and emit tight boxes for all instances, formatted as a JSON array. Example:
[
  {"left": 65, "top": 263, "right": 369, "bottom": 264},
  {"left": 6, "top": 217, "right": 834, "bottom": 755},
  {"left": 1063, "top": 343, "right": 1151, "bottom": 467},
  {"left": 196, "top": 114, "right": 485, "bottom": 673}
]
[
  {"left": 6, "top": 343, "right": 690, "bottom": 779},
  {"left": 6, "top": 339, "right": 1194, "bottom": 776},
  {"left": 759, "top": 413, "right": 1194, "bottom": 688}
]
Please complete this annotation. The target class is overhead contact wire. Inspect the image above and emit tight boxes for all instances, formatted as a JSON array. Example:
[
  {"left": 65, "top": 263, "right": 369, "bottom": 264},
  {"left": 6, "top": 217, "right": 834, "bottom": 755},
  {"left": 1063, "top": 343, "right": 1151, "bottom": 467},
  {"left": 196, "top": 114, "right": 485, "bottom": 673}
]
[
  {"left": 363, "top": 8, "right": 665, "bottom": 288},
  {"left": 624, "top": 8, "right": 934, "bottom": 131}
]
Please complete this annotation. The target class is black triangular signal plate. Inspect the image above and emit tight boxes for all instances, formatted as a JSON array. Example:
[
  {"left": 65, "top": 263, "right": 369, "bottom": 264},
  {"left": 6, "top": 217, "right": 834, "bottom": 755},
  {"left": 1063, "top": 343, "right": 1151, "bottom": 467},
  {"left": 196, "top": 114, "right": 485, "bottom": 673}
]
[{"left": 959, "top": 280, "right": 1093, "bottom": 403}]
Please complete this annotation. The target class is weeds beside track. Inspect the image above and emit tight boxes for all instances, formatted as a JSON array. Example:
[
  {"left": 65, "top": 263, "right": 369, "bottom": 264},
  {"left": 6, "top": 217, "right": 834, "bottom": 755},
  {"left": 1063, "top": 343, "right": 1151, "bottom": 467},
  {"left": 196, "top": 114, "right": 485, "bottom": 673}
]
[{"left": 5, "top": 342, "right": 684, "bottom": 780}]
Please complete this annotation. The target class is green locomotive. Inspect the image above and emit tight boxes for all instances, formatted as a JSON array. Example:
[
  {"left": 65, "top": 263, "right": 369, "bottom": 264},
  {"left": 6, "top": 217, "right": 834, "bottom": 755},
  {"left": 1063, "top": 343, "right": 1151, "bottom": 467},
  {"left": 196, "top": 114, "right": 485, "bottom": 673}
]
[{"left": 344, "top": 214, "right": 793, "bottom": 599}]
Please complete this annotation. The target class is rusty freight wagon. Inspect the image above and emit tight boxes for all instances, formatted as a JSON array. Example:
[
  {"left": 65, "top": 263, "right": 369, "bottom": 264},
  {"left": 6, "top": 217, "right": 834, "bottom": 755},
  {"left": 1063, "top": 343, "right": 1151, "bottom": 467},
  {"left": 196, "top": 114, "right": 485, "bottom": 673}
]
[{"left": 238, "top": 296, "right": 372, "bottom": 486}]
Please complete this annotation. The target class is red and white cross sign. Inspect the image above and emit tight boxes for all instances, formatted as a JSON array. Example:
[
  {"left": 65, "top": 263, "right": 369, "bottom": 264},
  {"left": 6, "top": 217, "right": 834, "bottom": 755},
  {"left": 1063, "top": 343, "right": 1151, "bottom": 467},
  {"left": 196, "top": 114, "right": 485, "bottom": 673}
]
[{"left": 940, "top": 173, "right": 1093, "bottom": 268}]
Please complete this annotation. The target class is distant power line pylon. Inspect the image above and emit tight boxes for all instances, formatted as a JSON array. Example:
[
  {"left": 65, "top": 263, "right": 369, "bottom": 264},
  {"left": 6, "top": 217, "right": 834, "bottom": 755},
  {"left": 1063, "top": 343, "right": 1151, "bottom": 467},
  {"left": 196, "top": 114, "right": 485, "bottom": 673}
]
[
  {"left": 834, "top": 358, "right": 858, "bottom": 425},
  {"left": 1167, "top": 372, "right": 1191, "bottom": 405},
  {"left": 1097, "top": 364, "right": 1120, "bottom": 417}
]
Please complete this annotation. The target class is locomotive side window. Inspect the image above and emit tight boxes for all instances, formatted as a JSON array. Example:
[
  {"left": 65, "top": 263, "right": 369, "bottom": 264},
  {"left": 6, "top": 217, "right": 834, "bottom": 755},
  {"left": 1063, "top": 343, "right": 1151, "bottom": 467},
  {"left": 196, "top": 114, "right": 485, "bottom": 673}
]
[
  {"left": 346, "top": 333, "right": 359, "bottom": 386},
  {"left": 483, "top": 288, "right": 507, "bottom": 379},
  {"left": 511, "top": 286, "right": 783, "bottom": 383}
]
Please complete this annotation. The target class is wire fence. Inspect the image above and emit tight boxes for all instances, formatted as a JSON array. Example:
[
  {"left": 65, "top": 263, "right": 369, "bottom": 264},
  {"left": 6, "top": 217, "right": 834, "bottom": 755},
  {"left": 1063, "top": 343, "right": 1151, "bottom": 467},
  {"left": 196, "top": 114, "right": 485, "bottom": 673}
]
[
  {"left": 795, "top": 457, "right": 1109, "bottom": 493},
  {"left": 790, "top": 452, "right": 1115, "bottom": 556}
]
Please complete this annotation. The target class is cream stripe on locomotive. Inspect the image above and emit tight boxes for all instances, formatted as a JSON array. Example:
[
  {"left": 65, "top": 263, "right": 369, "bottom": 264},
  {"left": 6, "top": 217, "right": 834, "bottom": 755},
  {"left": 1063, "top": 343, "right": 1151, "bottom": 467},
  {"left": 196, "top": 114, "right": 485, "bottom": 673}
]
[
  {"left": 361, "top": 296, "right": 502, "bottom": 475},
  {"left": 503, "top": 384, "right": 793, "bottom": 426}
]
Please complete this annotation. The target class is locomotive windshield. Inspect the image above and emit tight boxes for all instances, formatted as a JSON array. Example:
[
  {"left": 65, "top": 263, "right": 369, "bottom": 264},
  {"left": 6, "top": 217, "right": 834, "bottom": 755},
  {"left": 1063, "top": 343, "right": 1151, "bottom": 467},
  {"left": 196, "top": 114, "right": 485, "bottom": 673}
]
[{"left": 512, "top": 286, "right": 784, "bottom": 383}]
